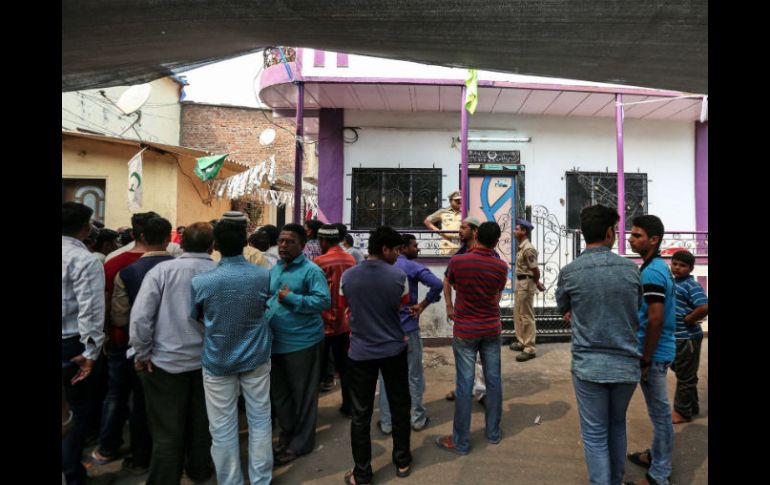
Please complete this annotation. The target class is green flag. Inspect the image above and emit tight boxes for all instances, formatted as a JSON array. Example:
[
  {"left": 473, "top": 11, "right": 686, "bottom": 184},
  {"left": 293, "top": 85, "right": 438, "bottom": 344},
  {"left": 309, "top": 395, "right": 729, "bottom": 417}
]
[
  {"left": 194, "top": 154, "right": 228, "bottom": 181},
  {"left": 464, "top": 69, "right": 479, "bottom": 114}
]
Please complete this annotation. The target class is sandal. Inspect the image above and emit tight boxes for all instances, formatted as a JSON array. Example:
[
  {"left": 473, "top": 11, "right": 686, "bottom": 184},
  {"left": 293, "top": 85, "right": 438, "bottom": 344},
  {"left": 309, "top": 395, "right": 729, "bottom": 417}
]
[
  {"left": 396, "top": 464, "right": 411, "bottom": 478},
  {"left": 82, "top": 450, "right": 116, "bottom": 468},
  {"left": 274, "top": 448, "right": 298, "bottom": 467},
  {"left": 627, "top": 449, "right": 652, "bottom": 469},
  {"left": 445, "top": 390, "right": 455, "bottom": 401},
  {"left": 344, "top": 469, "right": 372, "bottom": 485}
]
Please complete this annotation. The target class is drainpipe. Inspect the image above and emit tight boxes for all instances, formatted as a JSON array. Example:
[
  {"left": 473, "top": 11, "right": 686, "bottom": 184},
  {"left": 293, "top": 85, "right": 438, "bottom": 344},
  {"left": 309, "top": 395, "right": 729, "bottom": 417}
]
[
  {"left": 460, "top": 86, "right": 469, "bottom": 219},
  {"left": 294, "top": 82, "right": 304, "bottom": 223},
  {"left": 615, "top": 93, "right": 626, "bottom": 255}
]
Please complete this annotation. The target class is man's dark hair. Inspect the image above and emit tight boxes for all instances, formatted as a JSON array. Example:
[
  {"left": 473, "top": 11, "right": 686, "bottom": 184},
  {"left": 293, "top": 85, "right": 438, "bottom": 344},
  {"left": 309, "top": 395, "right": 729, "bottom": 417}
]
[
  {"left": 580, "top": 205, "right": 620, "bottom": 244},
  {"left": 344, "top": 233, "right": 355, "bottom": 247},
  {"left": 119, "top": 228, "right": 133, "bottom": 246},
  {"left": 142, "top": 217, "right": 172, "bottom": 246},
  {"left": 176, "top": 225, "right": 186, "bottom": 233},
  {"left": 304, "top": 219, "right": 324, "bottom": 239},
  {"left": 671, "top": 250, "right": 695, "bottom": 268},
  {"left": 182, "top": 222, "right": 214, "bottom": 253},
  {"left": 401, "top": 233, "right": 417, "bottom": 245},
  {"left": 317, "top": 224, "right": 341, "bottom": 245},
  {"left": 258, "top": 224, "right": 279, "bottom": 246},
  {"left": 477, "top": 221, "right": 502, "bottom": 248},
  {"left": 62, "top": 202, "right": 93, "bottom": 236},
  {"left": 84, "top": 226, "right": 99, "bottom": 247},
  {"left": 368, "top": 226, "right": 403, "bottom": 256},
  {"left": 131, "top": 211, "right": 161, "bottom": 239},
  {"left": 281, "top": 223, "right": 307, "bottom": 245},
  {"left": 332, "top": 223, "right": 348, "bottom": 240},
  {"left": 95, "top": 229, "right": 119, "bottom": 252},
  {"left": 92, "top": 220, "right": 105, "bottom": 229},
  {"left": 214, "top": 219, "right": 247, "bottom": 257},
  {"left": 632, "top": 215, "right": 665, "bottom": 250},
  {"left": 249, "top": 231, "right": 270, "bottom": 252}
]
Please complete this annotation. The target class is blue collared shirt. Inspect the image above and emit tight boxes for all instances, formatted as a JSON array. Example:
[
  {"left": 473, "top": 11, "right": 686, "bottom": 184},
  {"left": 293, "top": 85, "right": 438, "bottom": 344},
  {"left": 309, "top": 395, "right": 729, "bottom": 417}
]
[
  {"left": 267, "top": 252, "right": 331, "bottom": 354},
  {"left": 556, "top": 246, "right": 643, "bottom": 383},
  {"left": 62, "top": 236, "right": 106, "bottom": 360},
  {"left": 394, "top": 255, "right": 443, "bottom": 333},
  {"left": 129, "top": 253, "right": 217, "bottom": 374},
  {"left": 191, "top": 255, "right": 272, "bottom": 376}
]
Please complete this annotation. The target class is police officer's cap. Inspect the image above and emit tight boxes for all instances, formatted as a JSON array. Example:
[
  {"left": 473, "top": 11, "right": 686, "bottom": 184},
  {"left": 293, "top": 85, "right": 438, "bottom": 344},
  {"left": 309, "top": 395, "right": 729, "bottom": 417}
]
[
  {"left": 516, "top": 218, "right": 534, "bottom": 230},
  {"left": 449, "top": 191, "right": 461, "bottom": 200}
]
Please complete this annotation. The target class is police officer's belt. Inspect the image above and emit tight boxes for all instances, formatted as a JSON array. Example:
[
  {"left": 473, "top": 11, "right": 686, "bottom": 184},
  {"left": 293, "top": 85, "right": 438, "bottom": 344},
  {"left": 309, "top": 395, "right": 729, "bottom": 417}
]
[{"left": 516, "top": 274, "right": 533, "bottom": 280}]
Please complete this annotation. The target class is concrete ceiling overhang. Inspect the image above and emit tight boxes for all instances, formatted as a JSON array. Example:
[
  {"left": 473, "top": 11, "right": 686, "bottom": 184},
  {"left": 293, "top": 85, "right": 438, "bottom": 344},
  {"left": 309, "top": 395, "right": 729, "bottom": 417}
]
[{"left": 63, "top": 1, "right": 707, "bottom": 94}]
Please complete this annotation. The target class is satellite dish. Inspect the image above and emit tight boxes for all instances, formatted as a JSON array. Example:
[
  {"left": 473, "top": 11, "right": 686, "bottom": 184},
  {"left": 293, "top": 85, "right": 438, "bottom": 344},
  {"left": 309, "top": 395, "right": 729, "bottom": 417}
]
[
  {"left": 259, "top": 128, "right": 276, "bottom": 146},
  {"left": 116, "top": 84, "right": 152, "bottom": 115}
]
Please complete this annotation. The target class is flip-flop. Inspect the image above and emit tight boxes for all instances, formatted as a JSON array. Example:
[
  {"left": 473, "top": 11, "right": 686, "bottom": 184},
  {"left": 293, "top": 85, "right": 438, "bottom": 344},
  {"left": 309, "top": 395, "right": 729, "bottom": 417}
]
[
  {"left": 82, "top": 450, "right": 115, "bottom": 468},
  {"left": 627, "top": 449, "right": 652, "bottom": 469}
]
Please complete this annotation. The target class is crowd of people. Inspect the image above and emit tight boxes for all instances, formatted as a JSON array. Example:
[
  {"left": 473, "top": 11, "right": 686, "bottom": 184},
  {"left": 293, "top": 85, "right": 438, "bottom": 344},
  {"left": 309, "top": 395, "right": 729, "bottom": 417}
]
[{"left": 62, "top": 199, "right": 707, "bottom": 485}]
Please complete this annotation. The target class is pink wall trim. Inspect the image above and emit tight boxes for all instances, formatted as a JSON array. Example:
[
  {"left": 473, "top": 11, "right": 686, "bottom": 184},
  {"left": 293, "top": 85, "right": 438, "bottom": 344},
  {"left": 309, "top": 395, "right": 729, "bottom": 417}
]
[
  {"left": 337, "top": 53, "right": 349, "bottom": 68},
  {"left": 314, "top": 50, "right": 325, "bottom": 67}
]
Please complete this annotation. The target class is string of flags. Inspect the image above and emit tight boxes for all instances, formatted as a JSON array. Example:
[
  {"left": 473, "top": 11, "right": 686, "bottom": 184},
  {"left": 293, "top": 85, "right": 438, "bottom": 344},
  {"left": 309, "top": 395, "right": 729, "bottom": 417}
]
[{"left": 206, "top": 155, "right": 317, "bottom": 209}]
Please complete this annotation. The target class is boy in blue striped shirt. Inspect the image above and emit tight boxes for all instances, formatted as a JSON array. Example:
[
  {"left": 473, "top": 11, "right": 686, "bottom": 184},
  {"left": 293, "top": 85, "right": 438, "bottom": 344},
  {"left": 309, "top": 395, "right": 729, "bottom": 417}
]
[{"left": 669, "top": 250, "right": 708, "bottom": 424}]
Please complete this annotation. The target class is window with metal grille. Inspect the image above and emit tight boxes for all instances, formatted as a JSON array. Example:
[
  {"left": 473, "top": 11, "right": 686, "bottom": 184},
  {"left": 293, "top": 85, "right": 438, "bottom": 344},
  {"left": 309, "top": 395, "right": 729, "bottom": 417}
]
[
  {"left": 351, "top": 168, "right": 442, "bottom": 229},
  {"left": 565, "top": 171, "right": 648, "bottom": 230}
]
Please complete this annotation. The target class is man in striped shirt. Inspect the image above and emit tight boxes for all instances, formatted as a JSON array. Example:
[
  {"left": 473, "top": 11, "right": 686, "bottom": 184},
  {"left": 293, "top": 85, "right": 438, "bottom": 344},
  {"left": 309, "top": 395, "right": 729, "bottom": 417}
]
[
  {"left": 436, "top": 221, "right": 509, "bottom": 455},
  {"left": 669, "top": 250, "right": 708, "bottom": 424}
]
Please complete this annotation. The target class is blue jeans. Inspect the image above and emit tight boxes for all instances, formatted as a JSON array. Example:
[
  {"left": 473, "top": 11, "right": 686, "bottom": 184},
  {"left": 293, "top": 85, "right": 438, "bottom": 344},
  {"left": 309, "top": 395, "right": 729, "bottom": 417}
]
[
  {"left": 572, "top": 374, "right": 637, "bottom": 485},
  {"left": 203, "top": 363, "right": 273, "bottom": 485},
  {"left": 640, "top": 362, "right": 673, "bottom": 485},
  {"left": 452, "top": 335, "right": 502, "bottom": 453},
  {"left": 378, "top": 330, "right": 427, "bottom": 429}
]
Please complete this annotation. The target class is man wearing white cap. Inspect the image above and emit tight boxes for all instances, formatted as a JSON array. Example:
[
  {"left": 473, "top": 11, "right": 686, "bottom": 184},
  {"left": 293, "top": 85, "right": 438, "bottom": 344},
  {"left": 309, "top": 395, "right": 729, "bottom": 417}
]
[{"left": 211, "top": 211, "right": 269, "bottom": 268}]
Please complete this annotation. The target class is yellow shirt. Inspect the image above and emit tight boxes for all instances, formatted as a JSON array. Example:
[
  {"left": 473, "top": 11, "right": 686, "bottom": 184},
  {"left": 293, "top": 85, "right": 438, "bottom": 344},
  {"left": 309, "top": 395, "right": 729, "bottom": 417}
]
[
  {"left": 515, "top": 239, "right": 538, "bottom": 276},
  {"left": 211, "top": 246, "right": 269, "bottom": 268}
]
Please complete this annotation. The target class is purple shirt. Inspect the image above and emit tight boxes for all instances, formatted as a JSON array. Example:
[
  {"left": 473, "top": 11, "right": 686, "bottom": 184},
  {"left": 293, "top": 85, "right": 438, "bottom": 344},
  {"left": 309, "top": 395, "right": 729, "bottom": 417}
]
[{"left": 394, "top": 255, "right": 443, "bottom": 333}]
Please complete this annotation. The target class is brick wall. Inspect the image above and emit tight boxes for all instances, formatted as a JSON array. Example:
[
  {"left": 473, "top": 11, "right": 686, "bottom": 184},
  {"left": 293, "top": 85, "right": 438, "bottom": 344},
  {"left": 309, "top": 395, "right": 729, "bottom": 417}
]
[{"left": 180, "top": 103, "right": 298, "bottom": 178}]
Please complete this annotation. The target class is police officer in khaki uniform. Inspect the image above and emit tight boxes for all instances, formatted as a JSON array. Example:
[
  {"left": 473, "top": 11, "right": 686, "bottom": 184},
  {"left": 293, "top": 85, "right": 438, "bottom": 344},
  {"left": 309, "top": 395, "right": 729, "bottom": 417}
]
[
  {"left": 510, "top": 219, "right": 545, "bottom": 361},
  {"left": 424, "top": 191, "right": 463, "bottom": 256}
]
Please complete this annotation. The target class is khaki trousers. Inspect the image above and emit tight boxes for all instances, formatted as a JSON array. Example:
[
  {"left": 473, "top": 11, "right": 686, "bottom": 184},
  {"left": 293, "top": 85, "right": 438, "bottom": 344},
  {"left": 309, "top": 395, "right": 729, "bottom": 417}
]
[{"left": 514, "top": 278, "right": 536, "bottom": 353}]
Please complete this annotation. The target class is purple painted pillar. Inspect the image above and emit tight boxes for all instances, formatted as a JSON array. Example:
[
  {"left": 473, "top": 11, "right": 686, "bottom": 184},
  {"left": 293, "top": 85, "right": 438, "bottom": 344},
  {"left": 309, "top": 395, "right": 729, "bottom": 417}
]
[
  {"left": 294, "top": 83, "right": 304, "bottom": 223},
  {"left": 460, "top": 86, "right": 469, "bottom": 218},
  {"left": 615, "top": 93, "right": 626, "bottom": 255},
  {"left": 318, "top": 109, "right": 344, "bottom": 223},
  {"left": 695, "top": 121, "right": 708, "bottom": 254}
]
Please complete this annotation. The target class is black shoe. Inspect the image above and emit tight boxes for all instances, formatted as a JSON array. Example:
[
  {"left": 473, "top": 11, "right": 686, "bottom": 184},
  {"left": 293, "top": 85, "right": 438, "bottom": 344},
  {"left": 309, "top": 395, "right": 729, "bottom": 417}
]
[
  {"left": 320, "top": 378, "right": 336, "bottom": 393},
  {"left": 509, "top": 342, "right": 524, "bottom": 351},
  {"left": 478, "top": 396, "right": 486, "bottom": 407},
  {"left": 121, "top": 457, "right": 149, "bottom": 475},
  {"left": 339, "top": 407, "right": 353, "bottom": 419},
  {"left": 516, "top": 351, "right": 536, "bottom": 362}
]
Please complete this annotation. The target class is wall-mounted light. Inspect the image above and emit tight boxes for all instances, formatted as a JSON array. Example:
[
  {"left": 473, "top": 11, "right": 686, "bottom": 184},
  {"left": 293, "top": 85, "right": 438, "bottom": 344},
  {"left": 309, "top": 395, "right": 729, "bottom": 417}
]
[
  {"left": 453, "top": 136, "right": 532, "bottom": 144},
  {"left": 466, "top": 136, "right": 531, "bottom": 143}
]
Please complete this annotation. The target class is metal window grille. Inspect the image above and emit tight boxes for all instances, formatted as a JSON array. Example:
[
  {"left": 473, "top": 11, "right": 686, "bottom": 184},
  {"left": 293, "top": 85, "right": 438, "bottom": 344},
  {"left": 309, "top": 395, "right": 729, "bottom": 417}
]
[
  {"left": 351, "top": 168, "right": 442, "bottom": 229},
  {"left": 565, "top": 171, "right": 648, "bottom": 230}
]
